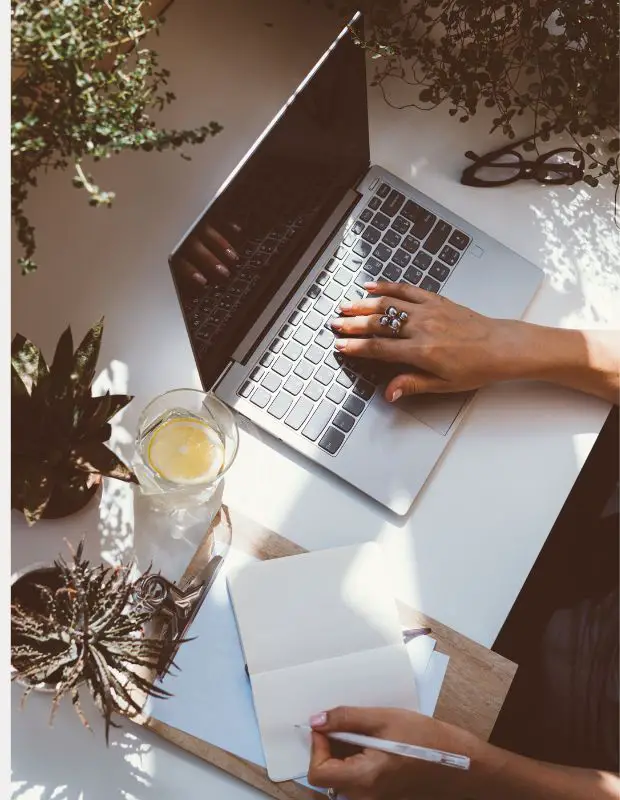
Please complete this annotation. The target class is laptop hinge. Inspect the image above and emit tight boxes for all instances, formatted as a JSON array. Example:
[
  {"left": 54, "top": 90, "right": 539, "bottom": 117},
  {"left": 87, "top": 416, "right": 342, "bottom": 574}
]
[{"left": 231, "top": 188, "right": 361, "bottom": 364}]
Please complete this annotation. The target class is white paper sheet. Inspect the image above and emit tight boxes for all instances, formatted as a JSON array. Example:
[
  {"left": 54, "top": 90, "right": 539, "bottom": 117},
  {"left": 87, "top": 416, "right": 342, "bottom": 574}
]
[{"left": 146, "top": 548, "right": 449, "bottom": 784}]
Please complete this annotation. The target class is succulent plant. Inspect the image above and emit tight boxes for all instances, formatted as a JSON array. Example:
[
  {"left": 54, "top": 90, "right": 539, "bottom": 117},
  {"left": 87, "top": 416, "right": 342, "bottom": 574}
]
[
  {"left": 11, "top": 541, "right": 173, "bottom": 742},
  {"left": 12, "top": 318, "right": 138, "bottom": 525}
]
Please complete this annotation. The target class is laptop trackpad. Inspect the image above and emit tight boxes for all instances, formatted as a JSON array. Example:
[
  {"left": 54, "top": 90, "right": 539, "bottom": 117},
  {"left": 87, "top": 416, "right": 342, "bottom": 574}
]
[{"left": 396, "top": 391, "right": 474, "bottom": 436}]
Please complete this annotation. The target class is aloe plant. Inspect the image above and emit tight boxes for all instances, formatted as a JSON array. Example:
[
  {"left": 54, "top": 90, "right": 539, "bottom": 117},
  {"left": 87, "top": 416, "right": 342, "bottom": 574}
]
[
  {"left": 11, "top": 541, "right": 173, "bottom": 742},
  {"left": 11, "top": 318, "right": 138, "bottom": 525}
]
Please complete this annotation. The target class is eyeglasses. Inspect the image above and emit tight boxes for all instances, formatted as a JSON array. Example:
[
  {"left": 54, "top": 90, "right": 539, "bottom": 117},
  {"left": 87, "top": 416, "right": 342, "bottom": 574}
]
[{"left": 461, "top": 136, "right": 585, "bottom": 187}]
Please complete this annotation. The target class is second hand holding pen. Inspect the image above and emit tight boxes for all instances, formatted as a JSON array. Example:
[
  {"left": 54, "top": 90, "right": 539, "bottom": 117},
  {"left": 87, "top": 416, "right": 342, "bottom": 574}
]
[{"left": 295, "top": 725, "right": 471, "bottom": 770}]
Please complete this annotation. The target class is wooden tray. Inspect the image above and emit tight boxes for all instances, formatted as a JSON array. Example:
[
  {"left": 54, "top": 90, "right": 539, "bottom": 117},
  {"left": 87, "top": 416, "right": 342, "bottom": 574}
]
[{"left": 141, "top": 505, "right": 517, "bottom": 799}]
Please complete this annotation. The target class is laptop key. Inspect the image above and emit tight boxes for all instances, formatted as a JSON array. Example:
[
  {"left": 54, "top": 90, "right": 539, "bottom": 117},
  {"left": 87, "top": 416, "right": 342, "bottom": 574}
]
[
  {"left": 304, "top": 310, "right": 322, "bottom": 330},
  {"left": 324, "top": 351, "right": 344, "bottom": 371},
  {"left": 283, "top": 374, "right": 304, "bottom": 395},
  {"left": 382, "top": 262, "right": 402, "bottom": 282},
  {"left": 383, "top": 229, "right": 401, "bottom": 248},
  {"left": 293, "top": 325, "right": 313, "bottom": 345},
  {"left": 360, "top": 208, "right": 373, "bottom": 222},
  {"left": 438, "top": 244, "right": 460, "bottom": 266},
  {"left": 324, "top": 281, "right": 343, "bottom": 301},
  {"left": 260, "top": 352, "right": 275, "bottom": 368},
  {"left": 344, "top": 286, "right": 364, "bottom": 302},
  {"left": 381, "top": 189, "right": 405, "bottom": 216},
  {"left": 403, "top": 265, "right": 423, "bottom": 284},
  {"left": 377, "top": 183, "right": 391, "bottom": 198},
  {"left": 392, "top": 249, "right": 411, "bottom": 268},
  {"left": 353, "top": 379, "right": 374, "bottom": 401},
  {"left": 307, "top": 284, "right": 321, "bottom": 299},
  {"left": 283, "top": 340, "right": 303, "bottom": 361},
  {"left": 289, "top": 310, "right": 303, "bottom": 325},
  {"left": 410, "top": 211, "right": 437, "bottom": 239},
  {"left": 353, "top": 239, "right": 372, "bottom": 258},
  {"left": 413, "top": 251, "right": 433, "bottom": 270},
  {"left": 294, "top": 359, "right": 314, "bottom": 380},
  {"left": 368, "top": 196, "right": 382, "bottom": 210},
  {"left": 354, "top": 270, "right": 376, "bottom": 289},
  {"left": 250, "top": 366, "right": 265, "bottom": 381},
  {"left": 373, "top": 243, "right": 392, "bottom": 262},
  {"left": 344, "top": 252, "right": 364, "bottom": 272},
  {"left": 343, "top": 394, "right": 365, "bottom": 416},
  {"left": 279, "top": 324, "right": 293, "bottom": 340},
  {"left": 314, "top": 295, "right": 333, "bottom": 316},
  {"left": 421, "top": 275, "right": 441, "bottom": 293},
  {"left": 371, "top": 212, "right": 390, "bottom": 231},
  {"left": 343, "top": 232, "right": 355, "bottom": 247},
  {"left": 448, "top": 229, "right": 470, "bottom": 250},
  {"left": 285, "top": 396, "right": 313, "bottom": 430},
  {"left": 352, "top": 220, "right": 365, "bottom": 234},
  {"left": 262, "top": 372, "right": 281, "bottom": 392},
  {"left": 273, "top": 356, "right": 293, "bottom": 377},
  {"left": 401, "top": 200, "right": 422, "bottom": 223},
  {"left": 362, "top": 226, "right": 381, "bottom": 245},
  {"left": 318, "top": 426, "right": 345, "bottom": 455},
  {"left": 335, "top": 244, "right": 348, "bottom": 260},
  {"left": 402, "top": 235, "right": 420, "bottom": 254},
  {"left": 334, "top": 267, "right": 352, "bottom": 286},
  {"left": 392, "top": 216, "right": 410, "bottom": 235},
  {"left": 315, "top": 328, "right": 335, "bottom": 348},
  {"left": 239, "top": 381, "right": 254, "bottom": 398},
  {"left": 364, "top": 257, "right": 382, "bottom": 276},
  {"left": 324, "top": 258, "right": 336, "bottom": 273},
  {"left": 429, "top": 261, "right": 450, "bottom": 282},
  {"left": 424, "top": 220, "right": 452, "bottom": 254},
  {"left": 315, "top": 365, "right": 333, "bottom": 386},
  {"left": 304, "top": 380, "right": 324, "bottom": 401},
  {"left": 306, "top": 344, "right": 323, "bottom": 364},
  {"left": 316, "top": 271, "right": 329, "bottom": 286},
  {"left": 337, "top": 368, "right": 356, "bottom": 388},
  {"left": 268, "top": 391, "right": 293, "bottom": 419},
  {"left": 326, "top": 382, "right": 346, "bottom": 403},
  {"left": 302, "top": 399, "right": 336, "bottom": 441},
  {"left": 250, "top": 387, "right": 270, "bottom": 408},
  {"left": 298, "top": 297, "right": 311, "bottom": 312},
  {"left": 333, "top": 410, "right": 355, "bottom": 433}
]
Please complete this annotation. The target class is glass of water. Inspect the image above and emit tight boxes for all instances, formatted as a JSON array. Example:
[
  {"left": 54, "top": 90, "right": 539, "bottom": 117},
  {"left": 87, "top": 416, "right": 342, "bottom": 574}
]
[{"left": 134, "top": 389, "right": 238, "bottom": 509}]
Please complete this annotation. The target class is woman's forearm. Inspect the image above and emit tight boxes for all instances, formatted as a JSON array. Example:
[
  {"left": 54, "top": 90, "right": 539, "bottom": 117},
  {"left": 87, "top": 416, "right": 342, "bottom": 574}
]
[
  {"left": 473, "top": 741, "right": 620, "bottom": 800},
  {"left": 497, "top": 322, "right": 620, "bottom": 404}
]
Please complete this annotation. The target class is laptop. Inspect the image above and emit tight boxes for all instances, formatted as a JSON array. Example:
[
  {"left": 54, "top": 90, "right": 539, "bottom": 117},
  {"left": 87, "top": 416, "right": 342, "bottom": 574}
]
[{"left": 168, "top": 13, "right": 543, "bottom": 515}]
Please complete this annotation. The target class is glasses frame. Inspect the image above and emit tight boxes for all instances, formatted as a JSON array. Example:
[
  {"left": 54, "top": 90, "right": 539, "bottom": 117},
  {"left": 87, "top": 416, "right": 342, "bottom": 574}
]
[{"left": 461, "top": 135, "right": 585, "bottom": 188}]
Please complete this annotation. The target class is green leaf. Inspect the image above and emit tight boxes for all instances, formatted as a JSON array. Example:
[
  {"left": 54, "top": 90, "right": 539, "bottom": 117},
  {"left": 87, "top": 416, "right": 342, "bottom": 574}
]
[
  {"left": 583, "top": 174, "right": 598, "bottom": 187},
  {"left": 609, "top": 139, "right": 620, "bottom": 154},
  {"left": 70, "top": 441, "right": 138, "bottom": 484},
  {"left": 11, "top": 334, "right": 46, "bottom": 393},
  {"left": 50, "top": 326, "right": 76, "bottom": 397},
  {"left": 73, "top": 318, "right": 104, "bottom": 393},
  {"left": 12, "top": 457, "right": 54, "bottom": 526}
]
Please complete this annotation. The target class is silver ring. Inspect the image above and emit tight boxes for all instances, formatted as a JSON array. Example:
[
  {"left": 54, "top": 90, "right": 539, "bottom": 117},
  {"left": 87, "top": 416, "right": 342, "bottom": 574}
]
[{"left": 380, "top": 305, "right": 408, "bottom": 337}]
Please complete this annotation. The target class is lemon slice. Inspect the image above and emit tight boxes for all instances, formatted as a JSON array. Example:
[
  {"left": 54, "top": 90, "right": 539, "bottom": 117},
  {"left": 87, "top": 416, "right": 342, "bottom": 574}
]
[{"left": 147, "top": 417, "right": 224, "bottom": 485}]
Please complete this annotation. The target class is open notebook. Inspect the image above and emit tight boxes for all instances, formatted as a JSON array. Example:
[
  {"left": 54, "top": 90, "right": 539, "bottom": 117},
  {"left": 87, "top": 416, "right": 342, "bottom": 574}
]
[{"left": 227, "top": 542, "right": 420, "bottom": 782}]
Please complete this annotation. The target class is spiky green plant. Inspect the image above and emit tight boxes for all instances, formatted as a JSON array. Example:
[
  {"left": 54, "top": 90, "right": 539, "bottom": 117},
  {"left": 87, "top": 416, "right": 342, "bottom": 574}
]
[
  {"left": 11, "top": 541, "right": 173, "bottom": 742},
  {"left": 12, "top": 318, "right": 138, "bottom": 525}
]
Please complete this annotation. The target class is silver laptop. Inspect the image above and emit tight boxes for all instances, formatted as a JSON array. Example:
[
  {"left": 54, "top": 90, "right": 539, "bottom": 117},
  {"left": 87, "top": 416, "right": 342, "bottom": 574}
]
[{"left": 169, "top": 14, "right": 542, "bottom": 515}]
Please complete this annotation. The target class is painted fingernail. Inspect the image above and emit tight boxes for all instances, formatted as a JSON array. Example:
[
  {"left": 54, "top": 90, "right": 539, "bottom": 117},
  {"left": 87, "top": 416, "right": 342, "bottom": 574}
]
[
  {"left": 337, "top": 302, "right": 352, "bottom": 312},
  {"left": 330, "top": 319, "right": 342, "bottom": 330},
  {"left": 309, "top": 712, "right": 327, "bottom": 728},
  {"left": 391, "top": 389, "right": 402, "bottom": 402},
  {"left": 225, "top": 247, "right": 239, "bottom": 261},
  {"left": 192, "top": 272, "right": 208, "bottom": 286},
  {"left": 363, "top": 281, "right": 377, "bottom": 290},
  {"left": 334, "top": 339, "right": 348, "bottom": 351},
  {"left": 215, "top": 263, "right": 230, "bottom": 279}
]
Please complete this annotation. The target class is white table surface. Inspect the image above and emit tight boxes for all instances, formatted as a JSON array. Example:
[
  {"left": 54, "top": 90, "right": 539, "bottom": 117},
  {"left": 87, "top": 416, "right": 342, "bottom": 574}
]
[{"left": 11, "top": 1, "right": 618, "bottom": 798}]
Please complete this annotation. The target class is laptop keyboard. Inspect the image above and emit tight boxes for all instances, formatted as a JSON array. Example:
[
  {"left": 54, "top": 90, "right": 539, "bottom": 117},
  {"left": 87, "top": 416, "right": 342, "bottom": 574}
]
[{"left": 237, "top": 178, "right": 471, "bottom": 456}]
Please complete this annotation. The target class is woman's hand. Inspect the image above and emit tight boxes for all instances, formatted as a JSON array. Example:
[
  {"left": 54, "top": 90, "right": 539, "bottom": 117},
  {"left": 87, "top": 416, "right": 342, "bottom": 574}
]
[
  {"left": 331, "top": 281, "right": 526, "bottom": 402},
  {"left": 307, "top": 706, "right": 485, "bottom": 800}
]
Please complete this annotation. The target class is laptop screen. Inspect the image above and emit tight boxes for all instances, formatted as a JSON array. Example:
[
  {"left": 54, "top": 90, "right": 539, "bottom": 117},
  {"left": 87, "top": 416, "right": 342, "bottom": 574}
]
[{"left": 170, "top": 18, "right": 369, "bottom": 389}]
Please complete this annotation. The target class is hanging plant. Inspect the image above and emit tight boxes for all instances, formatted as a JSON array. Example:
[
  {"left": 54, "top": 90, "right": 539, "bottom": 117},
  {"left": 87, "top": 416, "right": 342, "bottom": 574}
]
[
  {"left": 11, "top": 0, "right": 222, "bottom": 274},
  {"left": 318, "top": 0, "right": 619, "bottom": 194}
]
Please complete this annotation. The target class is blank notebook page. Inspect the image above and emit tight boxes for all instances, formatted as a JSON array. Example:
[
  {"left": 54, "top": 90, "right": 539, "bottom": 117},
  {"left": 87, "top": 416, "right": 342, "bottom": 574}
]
[{"left": 227, "top": 542, "right": 419, "bottom": 781}]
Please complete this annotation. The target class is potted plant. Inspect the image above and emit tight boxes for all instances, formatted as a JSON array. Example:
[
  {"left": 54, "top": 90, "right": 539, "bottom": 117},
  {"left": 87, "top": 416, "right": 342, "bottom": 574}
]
[
  {"left": 11, "top": 0, "right": 222, "bottom": 274},
  {"left": 11, "top": 541, "right": 173, "bottom": 741},
  {"left": 12, "top": 318, "right": 138, "bottom": 525},
  {"left": 319, "top": 0, "right": 619, "bottom": 191}
]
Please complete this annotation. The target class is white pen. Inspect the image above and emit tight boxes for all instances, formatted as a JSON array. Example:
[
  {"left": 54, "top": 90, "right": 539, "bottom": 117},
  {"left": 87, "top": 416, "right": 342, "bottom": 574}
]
[{"left": 294, "top": 725, "right": 470, "bottom": 770}]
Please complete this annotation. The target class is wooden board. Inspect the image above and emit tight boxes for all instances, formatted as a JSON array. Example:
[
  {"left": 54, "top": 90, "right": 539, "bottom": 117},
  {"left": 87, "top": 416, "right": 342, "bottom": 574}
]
[{"left": 141, "top": 505, "right": 517, "bottom": 800}]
